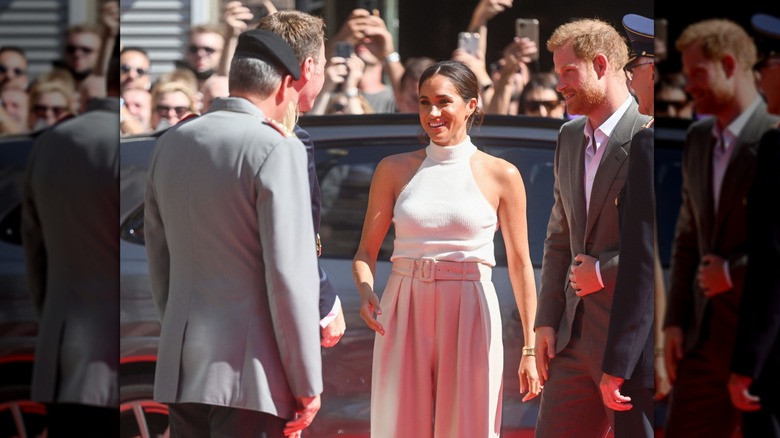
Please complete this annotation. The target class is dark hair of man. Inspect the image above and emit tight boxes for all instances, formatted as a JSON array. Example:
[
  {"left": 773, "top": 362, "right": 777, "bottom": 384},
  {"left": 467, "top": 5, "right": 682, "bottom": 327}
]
[
  {"left": 418, "top": 60, "right": 484, "bottom": 131},
  {"left": 229, "top": 57, "right": 281, "bottom": 98},
  {"left": 0, "top": 46, "right": 26, "bottom": 57},
  {"left": 401, "top": 56, "right": 436, "bottom": 91},
  {"left": 66, "top": 23, "right": 101, "bottom": 37},
  {"left": 120, "top": 46, "right": 150, "bottom": 60}
]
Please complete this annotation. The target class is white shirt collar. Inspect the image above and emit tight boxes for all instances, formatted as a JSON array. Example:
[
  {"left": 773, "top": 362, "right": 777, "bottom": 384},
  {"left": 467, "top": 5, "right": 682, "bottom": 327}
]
[
  {"left": 711, "top": 96, "right": 763, "bottom": 150},
  {"left": 584, "top": 95, "right": 634, "bottom": 150}
]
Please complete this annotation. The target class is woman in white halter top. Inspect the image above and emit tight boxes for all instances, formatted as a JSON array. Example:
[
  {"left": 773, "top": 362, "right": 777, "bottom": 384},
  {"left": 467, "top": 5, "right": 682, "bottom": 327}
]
[{"left": 352, "top": 60, "right": 541, "bottom": 437}]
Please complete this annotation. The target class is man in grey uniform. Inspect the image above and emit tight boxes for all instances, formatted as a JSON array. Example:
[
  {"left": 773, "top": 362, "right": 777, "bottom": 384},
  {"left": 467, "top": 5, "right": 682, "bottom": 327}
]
[
  {"left": 144, "top": 30, "right": 322, "bottom": 437},
  {"left": 22, "top": 37, "right": 121, "bottom": 438}
]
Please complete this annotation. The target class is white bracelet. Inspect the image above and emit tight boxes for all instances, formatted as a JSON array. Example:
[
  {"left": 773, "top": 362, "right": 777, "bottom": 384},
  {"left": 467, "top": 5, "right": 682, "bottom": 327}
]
[
  {"left": 384, "top": 51, "right": 400, "bottom": 64},
  {"left": 345, "top": 87, "right": 359, "bottom": 98}
]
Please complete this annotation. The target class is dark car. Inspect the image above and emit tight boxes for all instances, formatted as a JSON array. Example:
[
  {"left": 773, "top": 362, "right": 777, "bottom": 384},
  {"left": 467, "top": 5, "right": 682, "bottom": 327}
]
[{"left": 0, "top": 113, "right": 689, "bottom": 437}]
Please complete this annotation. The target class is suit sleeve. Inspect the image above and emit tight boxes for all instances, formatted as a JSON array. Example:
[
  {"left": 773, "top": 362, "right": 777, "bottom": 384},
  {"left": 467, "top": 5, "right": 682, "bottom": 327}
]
[
  {"left": 294, "top": 124, "right": 338, "bottom": 320},
  {"left": 256, "top": 137, "right": 323, "bottom": 397},
  {"left": 535, "top": 127, "right": 572, "bottom": 330},
  {"left": 602, "top": 128, "right": 655, "bottom": 378},
  {"left": 731, "top": 128, "right": 780, "bottom": 379},
  {"left": 143, "top": 141, "right": 171, "bottom": 321}
]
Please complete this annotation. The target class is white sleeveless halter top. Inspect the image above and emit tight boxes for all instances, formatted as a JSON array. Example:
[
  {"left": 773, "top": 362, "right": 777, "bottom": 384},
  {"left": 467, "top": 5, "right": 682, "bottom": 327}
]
[{"left": 390, "top": 136, "right": 497, "bottom": 266}]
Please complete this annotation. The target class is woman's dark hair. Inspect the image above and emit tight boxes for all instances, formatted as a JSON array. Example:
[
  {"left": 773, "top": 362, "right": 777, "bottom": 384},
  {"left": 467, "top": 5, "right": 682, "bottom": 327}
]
[{"left": 418, "top": 60, "right": 484, "bottom": 132}]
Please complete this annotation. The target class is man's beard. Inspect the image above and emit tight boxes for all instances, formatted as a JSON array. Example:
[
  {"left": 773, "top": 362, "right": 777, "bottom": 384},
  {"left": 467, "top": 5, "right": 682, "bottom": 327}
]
[{"left": 567, "top": 77, "right": 606, "bottom": 116}]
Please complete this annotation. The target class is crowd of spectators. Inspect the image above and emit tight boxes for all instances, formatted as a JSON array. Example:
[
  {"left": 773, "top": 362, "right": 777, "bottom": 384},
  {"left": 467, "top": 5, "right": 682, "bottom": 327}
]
[
  {"left": 0, "top": 1, "right": 118, "bottom": 135},
  {"left": 1, "top": 0, "right": 705, "bottom": 138}
]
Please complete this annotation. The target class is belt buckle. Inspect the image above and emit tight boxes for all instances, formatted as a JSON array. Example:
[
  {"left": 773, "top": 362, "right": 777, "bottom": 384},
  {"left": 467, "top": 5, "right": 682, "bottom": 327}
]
[{"left": 419, "top": 257, "right": 436, "bottom": 282}]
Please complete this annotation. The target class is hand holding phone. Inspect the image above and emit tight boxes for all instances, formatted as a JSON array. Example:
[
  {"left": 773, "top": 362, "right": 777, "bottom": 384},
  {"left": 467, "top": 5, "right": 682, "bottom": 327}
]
[
  {"left": 457, "top": 32, "right": 480, "bottom": 57},
  {"left": 357, "top": 0, "right": 378, "bottom": 13},
  {"left": 334, "top": 42, "right": 354, "bottom": 59}
]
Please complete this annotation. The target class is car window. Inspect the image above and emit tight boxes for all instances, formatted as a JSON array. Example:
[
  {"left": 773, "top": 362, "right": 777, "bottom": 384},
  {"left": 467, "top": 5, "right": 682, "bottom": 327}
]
[
  {"left": 317, "top": 142, "right": 420, "bottom": 261},
  {"left": 482, "top": 145, "right": 555, "bottom": 266},
  {"left": 0, "top": 136, "right": 34, "bottom": 246}
]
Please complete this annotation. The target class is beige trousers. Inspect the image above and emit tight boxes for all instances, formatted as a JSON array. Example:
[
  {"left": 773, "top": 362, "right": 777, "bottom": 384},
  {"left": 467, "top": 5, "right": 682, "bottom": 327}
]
[{"left": 370, "top": 257, "right": 503, "bottom": 438}]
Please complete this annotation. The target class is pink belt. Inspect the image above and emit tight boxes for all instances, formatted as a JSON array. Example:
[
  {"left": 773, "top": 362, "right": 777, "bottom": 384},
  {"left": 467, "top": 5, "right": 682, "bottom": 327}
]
[{"left": 391, "top": 257, "right": 492, "bottom": 282}]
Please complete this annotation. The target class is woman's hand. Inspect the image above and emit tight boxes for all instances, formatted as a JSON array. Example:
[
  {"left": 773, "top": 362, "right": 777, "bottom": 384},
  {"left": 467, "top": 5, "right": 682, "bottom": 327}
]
[
  {"left": 519, "top": 355, "right": 542, "bottom": 401},
  {"left": 359, "top": 291, "right": 384, "bottom": 335}
]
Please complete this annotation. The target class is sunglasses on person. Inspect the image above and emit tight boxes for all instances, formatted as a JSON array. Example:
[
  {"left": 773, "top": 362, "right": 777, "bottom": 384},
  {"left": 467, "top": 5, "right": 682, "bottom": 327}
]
[
  {"left": 33, "top": 104, "right": 68, "bottom": 117},
  {"left": 525, "top": 100, "right": 560, "bottom": 112},
  {"left": 66, "top": 45, "right": 95, "bottom": 55},
  {"left": 0, "top": 64, "right": 26, "bottom": 76},
  {"left": 188, "top": 45, "right": 217, "bottom": 55},
  {"left": 120, "top": 64, "right": 149, "bottom": 76},
  {"left": 656, "top": 100, "right": 687, "bottom": 113},
  {"left": 623, "top": 61, "right": 654, "bottom": 81},
  {"left": 155, "top": 104, "right": 190, "bottom": 118}
]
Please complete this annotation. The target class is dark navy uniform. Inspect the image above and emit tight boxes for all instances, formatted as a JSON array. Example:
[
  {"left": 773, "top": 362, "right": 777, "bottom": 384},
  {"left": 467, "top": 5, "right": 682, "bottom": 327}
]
[
  {"left": 294, "top": 124, "right": 339, "bottom": 321},
  {"left": 600, "top": 13, "right": 656, "bottom": 438},
  {"left": 730, "top": 12, "right": 780, "bottom": 438}
]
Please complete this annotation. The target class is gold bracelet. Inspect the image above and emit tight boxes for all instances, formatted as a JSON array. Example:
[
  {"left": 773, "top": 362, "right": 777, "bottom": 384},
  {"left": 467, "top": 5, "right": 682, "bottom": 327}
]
[
  {"left": 522, "top": 346, "right": 535, "bottom": 357},
  {"left": 654, "top": 347, "right": 663, "bottom": 357}
]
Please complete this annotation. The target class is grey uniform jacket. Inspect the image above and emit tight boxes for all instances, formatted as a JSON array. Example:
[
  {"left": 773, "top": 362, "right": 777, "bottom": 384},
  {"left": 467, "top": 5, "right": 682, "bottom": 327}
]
[
  {"left": 144, "top": 97, "right": 322, "bottom": 419},
  {"left": 21, "top": 98, "right": 120, "bottom": 406},
  {"left": 535, "top": 98, "right": 651, "bottom": 355}
]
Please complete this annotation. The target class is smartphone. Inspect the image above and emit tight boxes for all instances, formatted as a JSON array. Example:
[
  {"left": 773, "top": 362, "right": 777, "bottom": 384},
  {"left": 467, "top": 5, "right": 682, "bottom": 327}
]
[
  {"left": 242, "top": 0, "right": 268, "bottom": 25},
  {"left": 457, "top": 32, "right": 480, "bottom": 57},
  {"left": 515, "top": 18, "right": 540, "bottom": 61},
  {"left": 334, "top": 42, "right": 354, "bottom": 59},
  {"left": 656, "top": 18, "right": 668, "bottom": 62},
  {"left": 357, "top": 0, "right": 378, "bottom": 13}
]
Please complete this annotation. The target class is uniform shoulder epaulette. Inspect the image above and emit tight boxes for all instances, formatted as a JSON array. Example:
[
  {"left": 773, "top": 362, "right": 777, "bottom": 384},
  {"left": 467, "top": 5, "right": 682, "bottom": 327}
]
[
  {"left": 641, "top": 117, "right": 654, "bottom": 128},
  {"left": 177, "top": 113, "right": 200, "bottom": 125},
  {"left": 264, "top": 116, "right": 290, "bottom": 138}
]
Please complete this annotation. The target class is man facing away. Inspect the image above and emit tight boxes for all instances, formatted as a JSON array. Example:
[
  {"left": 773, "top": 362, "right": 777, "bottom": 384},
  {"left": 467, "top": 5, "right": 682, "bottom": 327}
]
[
  {"left": 533, "top": 17, "right": 651, "bottom": 438},
  {"left": 144, "top": 30, "right": 322, "bottom": 438},
  {"left": 21, "top": 37, "right": 121, "bottom": 438}
]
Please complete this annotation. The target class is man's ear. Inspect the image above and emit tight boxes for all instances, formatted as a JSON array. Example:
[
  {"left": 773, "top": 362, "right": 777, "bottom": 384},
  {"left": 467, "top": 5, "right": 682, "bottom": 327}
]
[
  {"left": 721, "top": 54, "right": 736, "bottom": 78},
  {"left": 593, "top": 53, "right": 609, "bottom": 78},
  {"left": 301, "top": 57, "right": 315, "bottom": 82},
  {"left": 276, "top": 74, "right": 295, "bottom": 107}
]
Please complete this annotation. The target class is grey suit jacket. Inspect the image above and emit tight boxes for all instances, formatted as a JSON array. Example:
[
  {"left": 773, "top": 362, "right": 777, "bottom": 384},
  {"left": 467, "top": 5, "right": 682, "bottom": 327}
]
[
  {"left": 21, "top": 98, "right": 120, "bottom": 406},
  {"left": 664, "top": 101, "right": 779, "bottom": 353},
  {"left": 144, "top": 97, "right": 322, "bottom": 419},
  {"left": 535, "top": 98, "right": 651, "bottom": 354}
]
